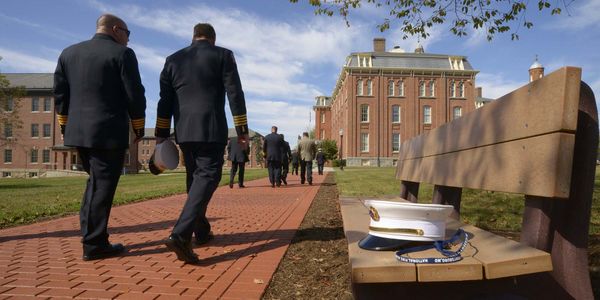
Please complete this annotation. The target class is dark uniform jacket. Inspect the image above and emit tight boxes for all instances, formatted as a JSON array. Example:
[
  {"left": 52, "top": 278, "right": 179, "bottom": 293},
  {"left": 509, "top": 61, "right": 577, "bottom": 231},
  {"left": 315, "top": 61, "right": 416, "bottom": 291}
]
[
  {"left": 155, "top": 40, "right": 247, "bottom": 144},
  {"left": 291, "top": 151, "right": 299, "bottom": 164},
  {"left": 263, "top": 132, "right": 283, "bottom": 162},
  {"left": 281, "top": 141, "right": 291, "bottom": 164},
  {"left": 54, "top": 34, "right": 146, "bottom": 149},
  {"left": 227, "top": 137, "right": 249, "bottom": 163},
  {"left": 316, "top": 152, "right": 326, "bottom": 165}
]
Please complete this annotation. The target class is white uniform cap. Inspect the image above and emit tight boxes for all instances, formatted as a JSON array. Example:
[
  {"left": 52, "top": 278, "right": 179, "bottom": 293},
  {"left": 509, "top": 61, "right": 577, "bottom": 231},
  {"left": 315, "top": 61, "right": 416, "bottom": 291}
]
[{"left": 153, "top": 140, "right": 179, "bottom": 171}]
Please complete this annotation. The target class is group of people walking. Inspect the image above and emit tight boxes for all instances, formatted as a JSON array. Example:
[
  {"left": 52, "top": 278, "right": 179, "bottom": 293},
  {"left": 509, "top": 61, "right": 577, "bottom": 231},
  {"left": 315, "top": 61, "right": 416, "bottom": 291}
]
[{"left": 52, "top": 13, "right": 330, "bottom": 265}]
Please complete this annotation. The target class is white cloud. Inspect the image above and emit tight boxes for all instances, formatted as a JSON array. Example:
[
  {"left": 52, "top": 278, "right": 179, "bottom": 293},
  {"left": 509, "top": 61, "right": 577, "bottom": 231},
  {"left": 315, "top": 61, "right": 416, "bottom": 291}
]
[
  {"left": 547, "top": 0, "right": 600, "bottom": 30},
  {"left": 246, "top": 100, "right": 313, "bottom": 146},
  {"left": 129, "top": 43, "right": 167, "bottom": 72},
  {"left": 87, "top": 1, "right": 364, "bottom": 101},
  {"left": 476, "top": 72, "right": 524, "bottom": 99},
  {"left": 0, "top": 47, "right": 56, "bottom": 73}
]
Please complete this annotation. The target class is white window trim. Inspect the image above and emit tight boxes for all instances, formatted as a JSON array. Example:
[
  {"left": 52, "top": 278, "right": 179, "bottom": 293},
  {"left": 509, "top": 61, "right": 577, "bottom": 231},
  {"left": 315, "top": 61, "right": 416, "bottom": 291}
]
[
  {"left": 424, "top": 106, "right": 432, "bottom": 125},
  {"left": 392, "top": 105, "right": 401, "bottom": 123},
  {"left": 361, "top": 104, "right": 369, "bottom": 123},
  {"left": 361, "top": 133, "right": 369, "bottom": 152}
]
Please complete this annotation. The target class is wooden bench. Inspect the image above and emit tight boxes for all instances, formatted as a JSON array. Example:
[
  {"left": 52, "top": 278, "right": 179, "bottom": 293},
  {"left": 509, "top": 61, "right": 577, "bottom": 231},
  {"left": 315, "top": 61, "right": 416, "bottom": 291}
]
[{"left": 340, "top": 67, "right": 597, "bottom": 299}]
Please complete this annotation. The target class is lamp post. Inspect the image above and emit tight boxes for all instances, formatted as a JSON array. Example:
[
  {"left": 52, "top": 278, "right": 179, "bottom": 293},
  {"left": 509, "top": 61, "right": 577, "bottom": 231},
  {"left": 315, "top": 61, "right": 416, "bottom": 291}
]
[{"left": 339, "top": 128, "right": 344, "bottom": 171}]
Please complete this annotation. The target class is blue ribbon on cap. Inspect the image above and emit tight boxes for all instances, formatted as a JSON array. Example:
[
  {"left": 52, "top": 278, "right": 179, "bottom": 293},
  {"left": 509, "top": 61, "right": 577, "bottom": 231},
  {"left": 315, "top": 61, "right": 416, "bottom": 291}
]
[{"left": 395, "top": 228, "right": 469, "bottom": 264}]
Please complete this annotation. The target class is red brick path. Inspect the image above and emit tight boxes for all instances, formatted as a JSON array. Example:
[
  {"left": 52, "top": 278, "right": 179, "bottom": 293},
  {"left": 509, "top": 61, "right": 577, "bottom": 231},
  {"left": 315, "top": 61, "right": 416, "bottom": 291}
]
[{"left": 0, "top": 173, "right": 326, "bottom": 299}]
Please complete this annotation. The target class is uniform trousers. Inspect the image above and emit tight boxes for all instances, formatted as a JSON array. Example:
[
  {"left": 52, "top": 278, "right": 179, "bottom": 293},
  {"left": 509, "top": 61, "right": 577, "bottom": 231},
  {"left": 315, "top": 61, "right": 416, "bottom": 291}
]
[
  {"left": 291, "top": 162, "right": 299, "bottom": 175},
  {"left": 230, "top": 161, "right": 246, "bottom": 187},
  {"left": 78, "top": 147, "right": 125, "bottom": 254},
  {"left": 281, "top": 159, "right": 289, "bottom": 182},
  {"left": 317, "top": 163, "right": 325, "bottom": 175},
  {"left": 267, "top": 160, "right": 282, "bottom": 186},
  {"left": 300, "top": 160, "right": 313, "bottom": 184},
  {"left": 173, "top": 142, "right": 224, "bottom": 241}
]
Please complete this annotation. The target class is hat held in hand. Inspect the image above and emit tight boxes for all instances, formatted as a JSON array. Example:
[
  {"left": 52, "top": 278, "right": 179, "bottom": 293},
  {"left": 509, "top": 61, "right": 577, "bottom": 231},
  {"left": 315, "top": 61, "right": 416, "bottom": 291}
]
[
  {"left": 358, "top": 200, "right": 454, "bottom": 251},
  {"left": 149, "top": 139, "right": 179, "bottom": 175}
]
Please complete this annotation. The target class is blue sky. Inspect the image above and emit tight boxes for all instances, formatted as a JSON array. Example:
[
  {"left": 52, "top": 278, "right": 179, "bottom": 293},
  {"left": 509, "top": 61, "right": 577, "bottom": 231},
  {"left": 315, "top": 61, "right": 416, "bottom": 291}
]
[{"left": 1, "top": 0, "right": 599, "bottom": 146}]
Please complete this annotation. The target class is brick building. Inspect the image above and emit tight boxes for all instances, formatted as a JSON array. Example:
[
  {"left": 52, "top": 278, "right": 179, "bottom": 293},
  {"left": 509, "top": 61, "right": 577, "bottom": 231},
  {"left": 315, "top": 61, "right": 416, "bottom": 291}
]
[
  {"left": 315, "top": 38, "right": 481, "bottom": 167},
  {"left": 1, "top": 73, "right": 139, "bottom": 177}
]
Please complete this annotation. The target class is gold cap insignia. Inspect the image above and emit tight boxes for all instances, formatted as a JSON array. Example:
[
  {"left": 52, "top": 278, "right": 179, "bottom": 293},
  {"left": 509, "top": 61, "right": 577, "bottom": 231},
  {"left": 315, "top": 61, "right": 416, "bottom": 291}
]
[{"left": 369, "top": 206, "right": 380, "bottom": 221}]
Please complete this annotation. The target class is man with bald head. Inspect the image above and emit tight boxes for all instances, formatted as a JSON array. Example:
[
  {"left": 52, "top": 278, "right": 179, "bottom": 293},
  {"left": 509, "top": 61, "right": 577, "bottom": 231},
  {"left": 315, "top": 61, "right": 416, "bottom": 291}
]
[{"left": 54, "top": 14, "right": 146, "bottom": 261}]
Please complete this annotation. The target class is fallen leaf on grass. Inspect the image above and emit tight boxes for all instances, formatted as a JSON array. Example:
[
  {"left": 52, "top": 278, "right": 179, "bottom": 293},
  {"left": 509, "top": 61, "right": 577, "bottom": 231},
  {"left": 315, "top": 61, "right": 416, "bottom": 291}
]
[{"left": 320, "top": 248, "right": 327, "bottom": 253}]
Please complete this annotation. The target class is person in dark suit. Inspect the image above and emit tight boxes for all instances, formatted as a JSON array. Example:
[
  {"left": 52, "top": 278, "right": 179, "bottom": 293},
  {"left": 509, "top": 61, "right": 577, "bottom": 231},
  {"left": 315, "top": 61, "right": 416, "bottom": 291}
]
[
  {"left": 53, "top": 14, "right": 146, "bottom": 261},
  {"left": 156, "top": 23, "right": 249, "bottom": 264},
  {"left": 227, "top": 136, "right": 249, "bottom": 188},
  {"left": 280, "top": 134, "right": 292, "bottom": 185},
  {"left": 263, "top": 126, "right": 283, "bottom": 187},
  {"left": 290, "top": 150, "right": 299, "bottom": 175},
  {"left": 316, "top": 148, "right": 327, "bottom": 175}
]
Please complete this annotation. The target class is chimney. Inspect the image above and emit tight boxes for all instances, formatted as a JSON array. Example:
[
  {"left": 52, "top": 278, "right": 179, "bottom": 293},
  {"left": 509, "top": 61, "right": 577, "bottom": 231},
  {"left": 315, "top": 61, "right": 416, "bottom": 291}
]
[
  {"left": 476, "top": 87, "right": 482, "bottom": 97},
  {"left": 373, "top": 38, "right": 386, "bottom": 52}
]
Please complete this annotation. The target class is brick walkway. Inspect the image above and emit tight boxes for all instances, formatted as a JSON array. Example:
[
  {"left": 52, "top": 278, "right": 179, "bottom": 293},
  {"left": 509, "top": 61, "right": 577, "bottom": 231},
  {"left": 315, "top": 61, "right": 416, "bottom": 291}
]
[{"left": 0, "top": 173, "right": 325, "bottom": 299}]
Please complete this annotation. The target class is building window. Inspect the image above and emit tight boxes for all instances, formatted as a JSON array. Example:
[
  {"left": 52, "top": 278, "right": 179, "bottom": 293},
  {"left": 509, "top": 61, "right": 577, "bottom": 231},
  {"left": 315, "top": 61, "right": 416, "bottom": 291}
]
[
  {"left": 43, "top": 98, "right": 52, "bottom": 112},
  {"left": 428, "top": 81, "right": 435, "bottom": 97},
  {"left": 2, "top": 172, "right": 11, "bottom": 178},
  {"left": 357, "top": 80, "right": 363, "bottom": 96},
  {"left": 392, "top": 105, "right": 400, "bottom": 123},
  {"left": 398, "top": 81, "right": 404, "bottom": 96},
  {"left": 392, "top": 133, "right": 400, "bottom": 152},
  {"left": 31, "top": 149, "right": 38, "bottom": 163},
  {"left": 4, "top": 149, "right": 12, "bottom": 163},
  {"left": 360, "top": 104, "right": 369, "bottom": 123},
  {"left": 450, "top": 81, "right": 456, "bottom": 98},
  {"left": 29, "top": 172, "right": 38, "bottom": 178},
  {"left": 42, "top": 149, "right": 50, "bottom": 163},
  {"left": 366, "top": 80, "right": 372, "bottom": 96},
  {"left": 321, "top": 111, "right": 326, "bottom": 124},
  {"left": 31, "top": 97, "right": 39, "bottom": 112},
  {"left": 360, "top": 133, "right": 369, "bottom": 152},
  {"left": 419, "top": 81, "right": 426, "bottom": 97},
  {"left": 3, "top": 123, "right": 12, "bottom": 138},
  {"left": 321, "top": 129, "right": 325, "bottom": 139},
  {"left": 458, "top": 81, "right": 465, "bottom": 98},
  {"left": 388, "top": 80, "right": 394, "bottom": 96},
  {"left": 453, "top": 106, "right": 462, "bottom": 119},
  {"left": 423, "top": 105, "right": 432, "bottom": 124},
  {"left": 5, "top": 97, "right": 14, "bottom": 112},
  {"left": 43, "top": 124, "right": 51, "bottom": 137},
  {"left": 31, "top": 124, "right": 39, "bottom": 137}
]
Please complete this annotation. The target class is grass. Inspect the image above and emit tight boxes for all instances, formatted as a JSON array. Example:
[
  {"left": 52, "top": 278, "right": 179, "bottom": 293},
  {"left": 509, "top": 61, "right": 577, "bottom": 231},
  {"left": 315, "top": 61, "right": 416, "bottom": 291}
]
[
  {"left": 335, "top": 167, "right": 600, "bottom": 235},
  {"left": 0, "top": 168, "right": 268, "bottom": 228}
]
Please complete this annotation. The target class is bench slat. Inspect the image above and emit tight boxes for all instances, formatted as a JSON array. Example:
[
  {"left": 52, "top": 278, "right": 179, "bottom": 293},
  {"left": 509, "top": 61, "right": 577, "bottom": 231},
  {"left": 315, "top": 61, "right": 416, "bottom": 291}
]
[
  {"left": 397, "top": 132, "right": 574, "bottom": 198},
  {"left": 397, "top": 67, "right": 581, "bottom": 162},
  {"left": 463, "top": 224, "right": 553, "bottom": 279}
]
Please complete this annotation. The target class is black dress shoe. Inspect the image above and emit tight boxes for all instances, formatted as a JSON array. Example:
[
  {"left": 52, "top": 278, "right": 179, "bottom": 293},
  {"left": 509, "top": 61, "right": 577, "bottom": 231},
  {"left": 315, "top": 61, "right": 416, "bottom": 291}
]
[
  {"left": 164, "top": 235, "right": 200, "bottom": 264},
  {"left": 229, "top": 182, "right": 234, "bottom": 189},
  {"left": 239, "top": 185, "right": 246, "bottom": 188},
  {"left": 82, "top": 243, "right": 125, "bottom": 261},
  {"left": 194, "top": 232, "right": 215, "bottom": 246},
  {"left": 282, "top": 178, "right": 287, "bottom": 185},
  {"left": 308, "top": 181, "right": 313, "bottom": 185}
]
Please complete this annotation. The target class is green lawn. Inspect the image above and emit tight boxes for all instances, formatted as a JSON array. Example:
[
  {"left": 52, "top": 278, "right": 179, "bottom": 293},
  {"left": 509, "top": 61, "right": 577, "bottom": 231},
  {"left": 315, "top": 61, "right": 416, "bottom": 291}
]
[
  {"left": 335, "top": 167, "right": 600, "bottom": 235},
  {"left": 0, "top": 168, "right": 268, "bottom": 228}
]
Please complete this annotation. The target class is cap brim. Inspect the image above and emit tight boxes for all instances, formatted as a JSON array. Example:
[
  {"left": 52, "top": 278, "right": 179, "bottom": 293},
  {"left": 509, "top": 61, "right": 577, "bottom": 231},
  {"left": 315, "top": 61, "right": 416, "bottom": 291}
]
[{"left": 358, "top": 234, "right": 429, "bottom": 251}]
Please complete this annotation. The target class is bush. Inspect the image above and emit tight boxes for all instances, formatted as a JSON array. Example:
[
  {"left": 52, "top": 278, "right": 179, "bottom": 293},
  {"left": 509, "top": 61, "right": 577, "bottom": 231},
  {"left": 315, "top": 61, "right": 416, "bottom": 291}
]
[{"left": 332, "top": 159, "right": 346, "bottom": 167}]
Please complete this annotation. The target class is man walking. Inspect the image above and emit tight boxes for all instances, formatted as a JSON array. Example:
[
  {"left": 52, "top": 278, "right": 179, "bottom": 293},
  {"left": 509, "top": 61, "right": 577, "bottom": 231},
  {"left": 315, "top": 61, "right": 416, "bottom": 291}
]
[
  {"left": 290, "top": 150, "right": 299, "bottom": 176},
  {"left": 54, "top": 14, "right": 146, "bottom": 261},
  {"left": 297, "top": 132, "right": 317, "bottom": 185},
  {"left": 227, "top": 136, "right": 249, "bottom": 188},
  {"left": 280, "top": 134, "right": 291, "bottom": 185},
  {"left": 156, "top": 23, "right": 249, "bottom": 263},
  {"left": 263, "top": 126, "right": 283, "bottom": 187},
  {"left": 316, "top": 148, "right": 326, "bottom": 175}
]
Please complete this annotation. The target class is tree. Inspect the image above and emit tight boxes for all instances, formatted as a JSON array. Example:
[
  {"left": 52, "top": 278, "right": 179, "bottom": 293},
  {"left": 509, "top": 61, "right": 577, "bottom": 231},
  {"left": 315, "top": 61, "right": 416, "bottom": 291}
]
[
  {"left": 0, "top": 57, "right": 25, "bottom": 146},
  {"left": 290, "top": 0, "right": 570, "bottom": 41},
  {"left": 319, "top": 139, "right": 339, "bottom": 161},
  {"left": 252, "top": 136, "right": 264, "bottom": 167}
]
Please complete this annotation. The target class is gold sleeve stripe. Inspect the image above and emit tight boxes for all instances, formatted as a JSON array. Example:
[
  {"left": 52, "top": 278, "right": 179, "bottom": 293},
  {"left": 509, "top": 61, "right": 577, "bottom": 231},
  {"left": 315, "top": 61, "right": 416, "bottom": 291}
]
[
  {"left": 156, "top": 120, "right": 170, "bottom": 127},
  {"left": 233, "top": 114, "right": 247, "bottom": 121},
  {"left": 57, "top": 114, "right": 68, "bottom": 125},
  {"left": 233, "top": 119, "right": 247, "bottom": 126}
]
